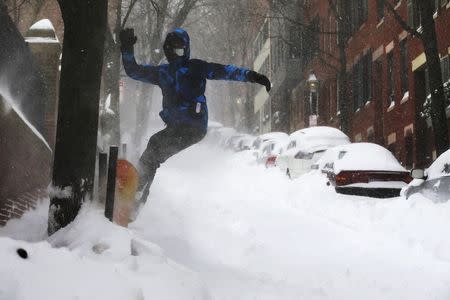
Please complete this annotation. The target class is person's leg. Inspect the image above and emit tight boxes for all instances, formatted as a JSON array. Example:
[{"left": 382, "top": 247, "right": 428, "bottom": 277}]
[{"left": 137, "top": 126, "right": 206, "bottom": 200}]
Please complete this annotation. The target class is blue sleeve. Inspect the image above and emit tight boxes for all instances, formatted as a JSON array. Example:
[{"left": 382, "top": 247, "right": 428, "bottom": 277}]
[
  {"left": 122, "top": 51, "right": 159, "bottom": 85},
  {"left": 206, "top": 62, "right": 249, "bottom": 82}
]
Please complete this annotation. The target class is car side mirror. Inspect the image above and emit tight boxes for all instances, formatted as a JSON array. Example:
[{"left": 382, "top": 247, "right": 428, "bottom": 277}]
[{"left": 411, "top": 168, "right": 425, "bottom": 179}]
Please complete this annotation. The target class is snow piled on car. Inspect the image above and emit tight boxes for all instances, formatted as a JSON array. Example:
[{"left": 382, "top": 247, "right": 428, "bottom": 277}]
[
  {"left": 426, "top": 149, "right": 450, "bottom": 180},
  {"left": 319, "top": 143, "right": 407, "bottom": 173}
]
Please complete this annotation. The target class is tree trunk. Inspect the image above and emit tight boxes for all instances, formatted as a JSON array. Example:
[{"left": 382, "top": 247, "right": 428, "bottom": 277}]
[
  {"left": 418, "top": 1, "right": 449, "bottom": 156},
  {"left": 48, "top": 0, "right": 108, "bottom": 235}
]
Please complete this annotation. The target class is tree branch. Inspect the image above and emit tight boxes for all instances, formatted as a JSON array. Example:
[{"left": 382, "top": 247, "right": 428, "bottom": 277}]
[
  {"left": 384, "top": 0, "right": 422, "bottom": 39},
  {"left": 121, "top": 0, "right": 140, "bottom": 28}
]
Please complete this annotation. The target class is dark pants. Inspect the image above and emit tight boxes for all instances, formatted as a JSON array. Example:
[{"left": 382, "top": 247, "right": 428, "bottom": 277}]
[{"left": 137, "top": 125, "right": 206, "bottom": 200}]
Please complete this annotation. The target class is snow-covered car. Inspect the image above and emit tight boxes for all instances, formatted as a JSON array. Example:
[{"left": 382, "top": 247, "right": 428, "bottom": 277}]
[
  {"left": 318, "top": 143, "right": 412, "bottom": 198},
  {"left": 276, "top": 126, "right": 350, "bottom": 179},
  {"left": 404, "top": 149, "right": 450, "bottom": 202},
  {"left": 236, "top": 135, "right": 256, "bottom": 151},
  {"left": 258, "top": 137, "right": 289, "bottom": 167},
  {"left": 224, "top": 134, "right": 246, "bottom": 150},
  {"left": 252, "top": 132, "right": 289, "bottom": 160}
]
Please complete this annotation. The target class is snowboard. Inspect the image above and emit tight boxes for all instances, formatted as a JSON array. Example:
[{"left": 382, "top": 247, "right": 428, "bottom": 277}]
[{"left": 114, "top": 159, "right": 139, "bottom": 227}]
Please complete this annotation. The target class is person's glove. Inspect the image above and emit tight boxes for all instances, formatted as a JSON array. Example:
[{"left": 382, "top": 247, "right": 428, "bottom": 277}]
[
  {"left": 119, "top": 28, "right": 137, "bottom": 52},
  {"left": 246, "top": 70, "right": 271, "bottom": 92}
]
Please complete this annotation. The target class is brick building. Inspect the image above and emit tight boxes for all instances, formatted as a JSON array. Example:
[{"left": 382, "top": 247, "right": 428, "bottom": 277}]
[
  {"left": 250, "top": 0, "right": 304, "bottom": 134},
  {"left": 292, "top": 0, "right": 450, "bottom": 169}
]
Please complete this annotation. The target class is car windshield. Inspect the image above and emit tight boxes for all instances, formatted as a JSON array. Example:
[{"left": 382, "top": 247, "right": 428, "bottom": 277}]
[
  {"left": 287, "top": 140, "right": 297, "bottom": 149},
  {"left": 296, "top": 151, "right": 314, "bottom": 160}
]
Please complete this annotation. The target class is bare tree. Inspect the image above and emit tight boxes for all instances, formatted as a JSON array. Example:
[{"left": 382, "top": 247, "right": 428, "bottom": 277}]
[
  {"left": 384, "top": 0, "right": 449, "bottom": 156},
  {"left": 4, "top": 0, "right": 46, "bottom": 30}
]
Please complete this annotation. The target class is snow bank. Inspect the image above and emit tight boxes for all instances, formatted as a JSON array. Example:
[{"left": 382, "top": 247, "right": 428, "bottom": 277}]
[
  {"left": 2, "top": 141, "right": 450, "bottom": 299},
  {"left": 0, "top": 201, "right": 210, "bottom": 300},
  {"left": 132, "top": 143, "right": 450, "bottom": 299}
]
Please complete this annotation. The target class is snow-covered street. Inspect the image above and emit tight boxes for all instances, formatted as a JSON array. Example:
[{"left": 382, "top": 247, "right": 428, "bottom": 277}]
[{"left": 2, "top": 141, "right": 450, "bottom": 299}]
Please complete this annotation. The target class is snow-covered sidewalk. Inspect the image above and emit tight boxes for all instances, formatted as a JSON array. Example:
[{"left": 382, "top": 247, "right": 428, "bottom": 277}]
[{"left": 1, "top": 143, "right": 450, "bottom": 299}]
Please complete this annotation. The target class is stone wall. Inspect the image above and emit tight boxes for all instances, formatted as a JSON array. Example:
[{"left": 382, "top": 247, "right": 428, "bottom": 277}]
[{"left": 0, "top": 96, "right": 52, "bottom": 226}]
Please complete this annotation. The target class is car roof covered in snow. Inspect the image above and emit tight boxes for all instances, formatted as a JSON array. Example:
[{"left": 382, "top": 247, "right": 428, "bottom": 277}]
[
  {"left": 257, "top": 132, "right": 289, "bottom": 141},
  {"left": 286, "top": 126, "right": 350, "bottom": 154},
  {"left": 289, "top": 126, "right": 348, "bottom": 140},
  {"left": 260, "top": 136, "right": 289, "bottom": 155},
  {"left": 426, "top": 149, "right": 450, "bottom": 180},
  {"left": 317, "top": 143, "right": 406, "bottom": 173}
]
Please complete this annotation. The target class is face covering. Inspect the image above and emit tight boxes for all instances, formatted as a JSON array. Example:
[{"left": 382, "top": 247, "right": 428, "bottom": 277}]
[{"left": 174, "top": 48, "right": 185, "bottom": 56}]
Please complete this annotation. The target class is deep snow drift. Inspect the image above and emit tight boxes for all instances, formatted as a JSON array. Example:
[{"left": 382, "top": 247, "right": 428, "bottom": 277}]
[{"left": 1, "top": 141, "right": 450, "bottom": 299}]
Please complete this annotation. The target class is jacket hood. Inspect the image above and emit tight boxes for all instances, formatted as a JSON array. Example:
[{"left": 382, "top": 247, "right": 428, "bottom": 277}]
[{"left": 164, "top": 28, "right": 190, "bottom": 63}]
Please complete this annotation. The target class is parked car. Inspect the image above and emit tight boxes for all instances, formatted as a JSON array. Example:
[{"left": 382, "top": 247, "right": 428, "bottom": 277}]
[
  {"left": 258, "top": 137, "right": 289, "bottom": 167},
  {"left": 276, "top": 126, "right": 350, "bottom": 179},
  {"left": 318, "top": 143, "right": 412, "bottom": 198},
  {"left": 224, "top": 134, "right": 246, "bottom": 150},
  {"left": 236, "top": 135, "right": 256, "bottom": 151},
  {"left": 404, "top": 149, "right": 450, "bottom": 202},
  {"left": 252, "top": 132, "right": 289, "bottom": 160}
]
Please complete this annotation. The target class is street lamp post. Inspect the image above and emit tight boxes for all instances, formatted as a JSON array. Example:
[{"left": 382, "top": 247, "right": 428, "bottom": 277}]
[{"left": 306, "top": 73, "right": 319, "bottom": 127}]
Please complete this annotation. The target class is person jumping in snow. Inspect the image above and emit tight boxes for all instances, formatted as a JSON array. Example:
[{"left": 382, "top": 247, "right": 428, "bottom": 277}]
[{"left": 120, "top": 27, "right": 271, "bottom": 206}]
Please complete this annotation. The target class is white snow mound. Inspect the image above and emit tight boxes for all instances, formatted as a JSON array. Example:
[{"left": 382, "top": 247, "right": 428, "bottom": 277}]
[{"left": 0, "top": 202, "right": 210, "bottom": 300}]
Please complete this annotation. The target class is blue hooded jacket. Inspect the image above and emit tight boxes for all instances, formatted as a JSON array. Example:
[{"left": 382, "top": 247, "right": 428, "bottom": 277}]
[{"left": 122, "top": 28, "right": 251, "bottom": 132}]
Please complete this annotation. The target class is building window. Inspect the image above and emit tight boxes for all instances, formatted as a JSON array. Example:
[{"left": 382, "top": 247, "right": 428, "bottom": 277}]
[
  {"left": 405, "top": 129, "right": 414, "bottom": 169},
  {"left": 407, "top": 0, "right": 421, "bottom": 30},
  {"left": 357, "top": 0, "right": 369, "bottom": 26},
  {"left": 400, "top": 39, "right": 409, "bottom": 95},
  {"left": 441, "top": 55, "right": 450, "bottom": 104},
  {"left": 388, "top": 143, "right": 396, "bottom": 157},
  {"left": 302, "top": 17, "right": 320, "bottom": 66},
  {"left": 377, "top": 0, "right": 385, "bottom": 21},
  {"left": 441, "top": 55, "right": 450, "bottom": 84},
  {"left": 349, "top": 0, "right": 368, "bottom": 31},
  {"left": 387, "top": 51, "right": 395, "bottom": 106},
  {"left": 336, "top": 79, "right": 340, "bottom": 115},
  {"left": 362, "top": 51, "right": 372, "bottom": 103},
  {"left": 352, "top": 51, "right": 372, "bottom": 111}
]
